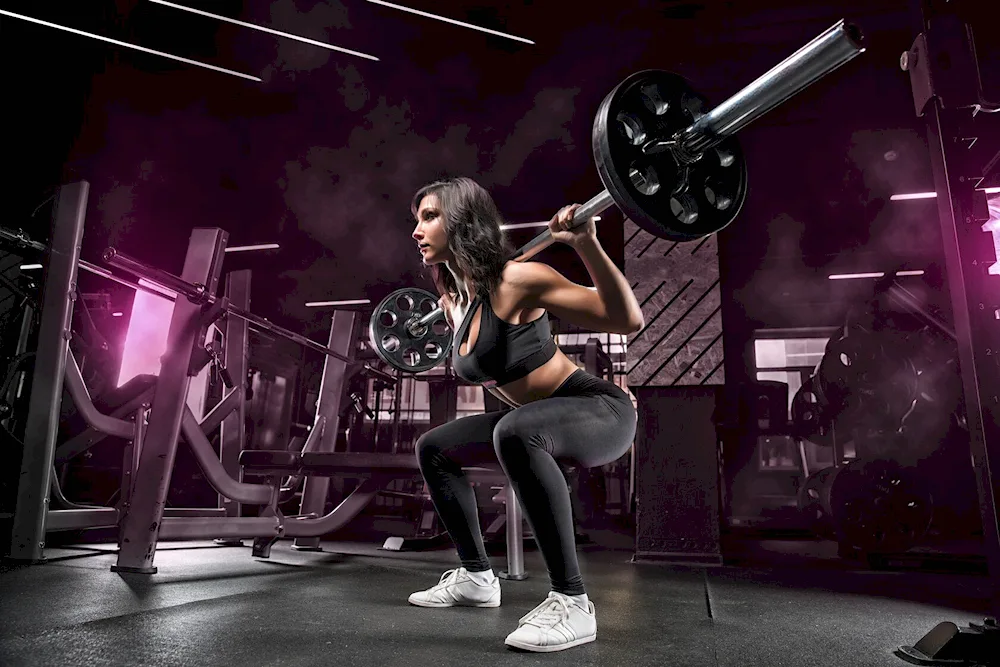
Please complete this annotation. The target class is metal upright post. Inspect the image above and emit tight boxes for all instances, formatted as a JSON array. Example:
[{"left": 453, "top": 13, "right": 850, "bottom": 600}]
[
  {"left": 292, "top": 310, "right": 357, "bottom": 550},
  {"left": 8, "top": 182, "right": 89, "bottom": 562},
  {"left": 895, "top": 6, "right": 1000, "bottom": 662},
  {"left": 112, "top": 228, "right": 228, "bottom": 574},
  {"left": 912, "top": 15, "right": 1000, "bottom": 621},
  {"left": 219, "top": 270, "right": 251, "bottom": 519}
]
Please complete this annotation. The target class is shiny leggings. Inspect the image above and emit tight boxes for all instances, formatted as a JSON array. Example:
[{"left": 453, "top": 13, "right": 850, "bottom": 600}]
[{"left": 414, "top": 370, "right": 636, "bottom": 596}]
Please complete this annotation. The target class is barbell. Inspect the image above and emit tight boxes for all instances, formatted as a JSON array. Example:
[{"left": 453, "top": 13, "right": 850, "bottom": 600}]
[
  {"left": 3, "top": 20, "right": 866, "bottom": 382},
  {"left": 370, "top": 19, "right": 866, "bottom": 373}
]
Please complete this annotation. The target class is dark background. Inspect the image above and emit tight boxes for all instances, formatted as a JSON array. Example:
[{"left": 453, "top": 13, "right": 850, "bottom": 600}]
[{"left": 3, "top": 0, "right": 998, "bottom": 365}]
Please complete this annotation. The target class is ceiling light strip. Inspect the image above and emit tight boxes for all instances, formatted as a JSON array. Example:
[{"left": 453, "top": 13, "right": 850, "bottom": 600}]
[
  {"left": 305, "top": 299, "right": 372, "bottom": 307},
  {"left": 225, "top": 243, "right": 281, "bottom": 253},
  {"left": 891, "top": 186, "right": 1000, "bottom": 200},
  {"left": 149, "top": 0, "right": 379, "bottom": 62},
  {"left": 365, "top": 0, "right": 533, "bottom": 44},
  {"left": 0, "top": 9, "right": 261, "bottom": 81}
]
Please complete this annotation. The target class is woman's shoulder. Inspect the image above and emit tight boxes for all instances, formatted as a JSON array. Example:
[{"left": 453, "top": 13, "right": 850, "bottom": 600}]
[{"left": 500, "top": 260, "right": 560, "bottom": 291}]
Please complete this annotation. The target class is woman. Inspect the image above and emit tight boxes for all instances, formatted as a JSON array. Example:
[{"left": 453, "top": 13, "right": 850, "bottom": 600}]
[{"left": 407, "top": 177, "right": 642, "bottom": 653}]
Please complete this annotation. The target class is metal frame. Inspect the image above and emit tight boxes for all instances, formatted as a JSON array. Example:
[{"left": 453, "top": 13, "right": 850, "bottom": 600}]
[
  {"left": 219, "top": 270, "right": 251, "bottom": 520},
  {"left": 9, "top": 182, "right": 89, "bottom": 562},
  {"left": 293, "top": 310, "right": 358, "bottom": 550},
  {"left": 113, "top": 228, "right": 230, "bottom": 573}
]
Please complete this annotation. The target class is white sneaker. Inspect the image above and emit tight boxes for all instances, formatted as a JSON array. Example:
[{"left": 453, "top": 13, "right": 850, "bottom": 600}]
[
  {"left": 407, "top": 568, "right": 501, "bottom": 608},
  {"left": 504, "top": 592, "right": 597, "bottom": 652}
]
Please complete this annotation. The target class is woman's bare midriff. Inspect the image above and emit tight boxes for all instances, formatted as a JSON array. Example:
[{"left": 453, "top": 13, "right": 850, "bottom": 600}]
[{"left": 491, "top": 350, "right": 581, "bottom": 407}]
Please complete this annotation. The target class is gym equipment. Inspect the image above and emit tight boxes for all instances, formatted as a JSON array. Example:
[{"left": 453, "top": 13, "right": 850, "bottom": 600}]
[
  {"left": 375, "top": 20, "right": 865, "bottom": 372},
  {"left": 369, "top": 288, "right": 453, "bottom": 374},
  {"left": 798, "top": 459, "right": 935, "bottom": 555}
]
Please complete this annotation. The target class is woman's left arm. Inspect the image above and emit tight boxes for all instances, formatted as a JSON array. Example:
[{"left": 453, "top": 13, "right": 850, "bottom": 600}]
[{"left": 514, "top": 204, "right": 644, "bottom": 334}]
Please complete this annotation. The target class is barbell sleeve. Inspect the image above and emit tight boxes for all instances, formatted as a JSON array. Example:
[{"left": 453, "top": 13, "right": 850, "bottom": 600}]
[
  {"left": 675, "top": 20, "right": 865, "bottom": 159},
  {"left": 103, "top": 248, "right": 208, "bottom": 303}
]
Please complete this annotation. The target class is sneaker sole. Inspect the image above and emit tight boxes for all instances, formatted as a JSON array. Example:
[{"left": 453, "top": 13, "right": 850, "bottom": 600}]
[
  {"left": 408, "top": 597, "right": 501, "bottom": 608},
  {"left": 504, "top": 633, "right": 596, "bottom": 652}
]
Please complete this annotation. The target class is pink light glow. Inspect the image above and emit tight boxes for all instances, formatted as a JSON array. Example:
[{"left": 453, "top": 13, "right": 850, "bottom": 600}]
[
  {"left": 987, "top": 194, "right": 1000, "bottom": 276},
  {"left": 117, "top": 279, "right": 176, "bottom": 387}
]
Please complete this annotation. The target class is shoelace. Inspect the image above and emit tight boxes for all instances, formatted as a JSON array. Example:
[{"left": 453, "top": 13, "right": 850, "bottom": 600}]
[
  {"left": 434, "top": 568, "right": 462, "bottom": 589},
  {"left": 519, "top": 594, "right": 572, "bottom": 628}
]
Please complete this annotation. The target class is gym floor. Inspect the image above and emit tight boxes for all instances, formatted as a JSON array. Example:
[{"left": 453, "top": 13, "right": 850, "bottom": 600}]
[{"left": 0, "top": 534, "right": 993, "bottom": 667}]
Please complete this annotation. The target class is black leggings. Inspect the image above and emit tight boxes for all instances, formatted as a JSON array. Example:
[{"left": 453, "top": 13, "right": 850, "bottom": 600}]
[{"left": 414, "top": 370, "right": 636, "bottom": 596}]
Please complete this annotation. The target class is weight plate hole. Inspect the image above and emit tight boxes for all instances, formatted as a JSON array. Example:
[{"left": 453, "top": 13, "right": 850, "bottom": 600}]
[
  {"left": 704, "top": 183, "right": 733, "bottom": 211},
  {"left": 379, "top": 311, "right": 397, "bottom": 328},
  {"left": 640, "top": 83, "right": 669, "bottom": 116},
  {"left": 616, "top": 111, "right": 646, "bottom": 145},
  {"left": 681, "top": 93, "right": 705, "bottom": 121},
  {"left": 424, "top": 342, "right": 443, "bottom": 360},
  {"left": 432, "top": 320, "right": 450, "bottom": 336},
  {"left": 669, "top": 195, "right": 699, "bottom": 225},
  {"left": 715, "top": 148, "right": 735, "bottom": 168},
  {"left": 382, "top": 335, "right": 400, "bottom": 353},
  {"left": 840, "top": 353, "right": 852, "bottom": 367},
  {"left": 419, "top": 299, "right": 436, "bottom": 315},
  {"left": 629, "top": 163, "right": 661, "bottom": 195},
  {"left": 402, "top": 349, "right": 421, "bottom": 367},
  {"left": 396, "top": 295, "right": 415, "bottom": 312}
]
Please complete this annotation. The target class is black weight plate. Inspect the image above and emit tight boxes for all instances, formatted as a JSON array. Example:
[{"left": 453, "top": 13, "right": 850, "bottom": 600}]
[
  {"left": 829, "top": 459, "right": 934, "bottom": 554},
  {"left": 593, "top": 69, "right": 748, "bottom": 242},
  {"left": 369, "top": 288, "right": 452, "bottom": 373}
]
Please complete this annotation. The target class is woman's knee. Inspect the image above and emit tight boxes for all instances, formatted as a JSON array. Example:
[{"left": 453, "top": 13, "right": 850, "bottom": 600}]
[
  {"left": 414, "top": 427, "right": 449, "bottom": 468},
  {"left": 492, "top": 414, "right": 550, "bottom": 464}
]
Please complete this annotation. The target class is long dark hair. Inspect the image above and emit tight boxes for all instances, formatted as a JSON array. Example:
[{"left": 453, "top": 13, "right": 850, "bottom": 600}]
[{"left": 410, "top": 177, "right": 511, "bottom": 303}]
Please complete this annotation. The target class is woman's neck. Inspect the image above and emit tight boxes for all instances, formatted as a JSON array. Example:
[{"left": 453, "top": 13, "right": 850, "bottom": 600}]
[{"left": 446, "top": 262, "right": 475, "bottom": 305}]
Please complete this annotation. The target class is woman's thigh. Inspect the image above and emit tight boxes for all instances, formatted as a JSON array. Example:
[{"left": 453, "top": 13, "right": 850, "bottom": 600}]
[
  {"left": 416, "top": 410, "right": 508, "bottom": 468},
  {"left": 495, "top": 394, "right": 635, "bottom": 469}
]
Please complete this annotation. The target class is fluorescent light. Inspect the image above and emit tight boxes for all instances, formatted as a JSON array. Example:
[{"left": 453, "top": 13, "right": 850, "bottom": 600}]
[
  {"left": 19, "top": 264, "right": 43, "bottom": 271},
  {"left": 305, "top": 299, "right": 372, "bottom": 307},
  {"left": 148, "top": 0, "right": 380, "bottom": 62},
  {"left": 828, "top": 270, "right": 926, "bottom": 280},
  {"left": 0, "top": 9, "right": 261, "bottom": 81},
  {"left": 890, "top": 192, "right": 937, "bottom": 201},
  {"left": 891, "top": 187, "right": 1000, "bottom": 200},
  {"left": 365, "top": 0, "right": 534, "bottom": 44},
  {"left": 225, "top": 243, "right": 280, "bottom": 253},
  {"left": 112, "top": 312, "right": 124, "bottom": 317},
  {"left": 828, "top": 272, "right": 885, "bottom": 280}
]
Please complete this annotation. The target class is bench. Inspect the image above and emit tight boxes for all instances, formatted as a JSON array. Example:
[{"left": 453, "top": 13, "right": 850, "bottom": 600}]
[{"left": 239, "top": 449, "right": 527, "bottom": 579}]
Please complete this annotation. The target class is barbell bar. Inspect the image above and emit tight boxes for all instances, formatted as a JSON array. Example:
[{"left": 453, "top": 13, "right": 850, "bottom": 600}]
[
  {"left": 100, "top": 247, "right": 398, "bottom": 386},
  {"left": 405, "top": 19, "right": 865, "bottom": 336},
  {"left": 2, "top": 228, "right": 397, "bottom": 385},
  {"left": 1, "top": 226, "right": 178, "bottom": 301}
]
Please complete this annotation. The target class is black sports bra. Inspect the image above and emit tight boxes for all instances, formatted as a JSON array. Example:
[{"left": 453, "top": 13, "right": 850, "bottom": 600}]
[{"left": 451, "top": 295, "right": 557, "bottom": 388}]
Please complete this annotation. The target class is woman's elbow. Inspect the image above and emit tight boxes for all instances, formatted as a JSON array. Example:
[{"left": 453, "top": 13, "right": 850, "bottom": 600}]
[
  {"left": 613, "top": 315, "right": 644, "bottom": 335},
  {"left": 625, "top": 316, "right": 644, "bottom": 334}
]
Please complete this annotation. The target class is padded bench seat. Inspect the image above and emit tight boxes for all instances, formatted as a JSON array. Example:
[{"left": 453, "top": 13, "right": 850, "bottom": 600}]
[{"left": 239, "top": 450, "right": 505, "bottom": 482}]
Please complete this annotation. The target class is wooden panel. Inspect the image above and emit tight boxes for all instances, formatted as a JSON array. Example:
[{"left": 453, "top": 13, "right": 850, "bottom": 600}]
[{"left": 624, "top": 219, "right": 724, "bottom": 386}]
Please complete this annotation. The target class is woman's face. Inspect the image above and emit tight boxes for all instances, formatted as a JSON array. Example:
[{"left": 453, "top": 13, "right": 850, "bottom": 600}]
[{"left": 412, "top": 193, "right": 451, "bottom": 265}]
